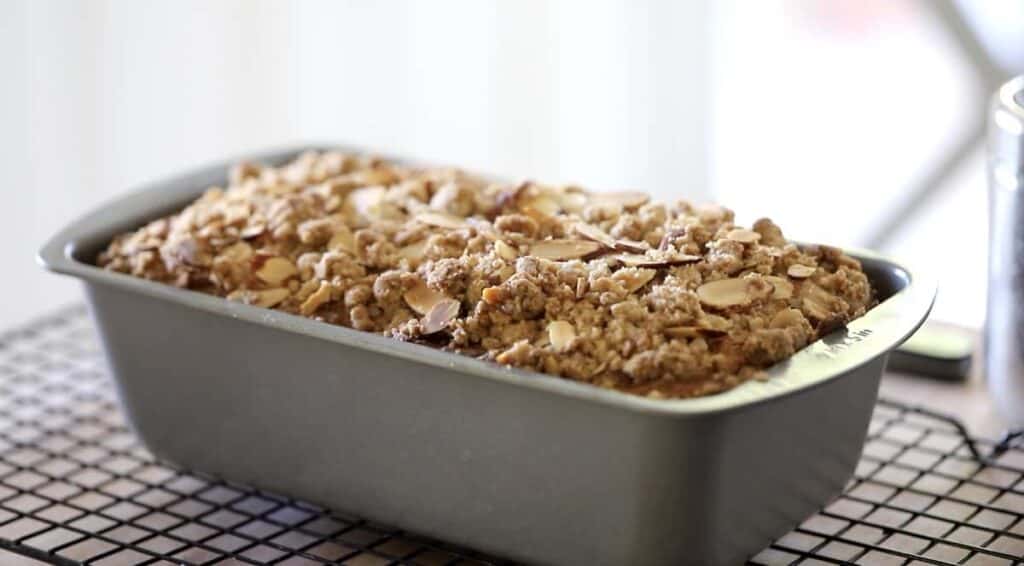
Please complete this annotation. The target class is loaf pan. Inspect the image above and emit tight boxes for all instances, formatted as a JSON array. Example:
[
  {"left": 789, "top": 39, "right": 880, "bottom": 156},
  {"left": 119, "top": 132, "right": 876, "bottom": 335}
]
[{"left": 39, "top": 146, "right": 935, "bottom": 566}]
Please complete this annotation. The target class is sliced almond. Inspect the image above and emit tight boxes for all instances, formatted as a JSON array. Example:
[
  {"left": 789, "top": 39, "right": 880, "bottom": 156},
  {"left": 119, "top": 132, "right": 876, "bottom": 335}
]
[
  {"left": 696, "top": 278, "right": 752, "bottom": 309},
  {"left": 356, "top": 168, "right": 399, "bottom": 187},
  {"left": 725, "top": 228, "right": 761, "bottom": 244},
  {"left": 299, "top": 281, "right": 333, "bottom": 316},
  {"left": 494, "top": 182, "right": 529, "bottom": 211},
  {"left": 664, "top": 326, "right": 701, "bottom": 339},
  {"left": 787, "top": 264, "right": 816, "bottom": 278},
  {"left": 422, "top": 298, "right": 460, "bottom": 334},
  {"left": 619, "top": 268, "right": 657, "bottom": 293},
  {"left": 802, "top": 296, "right": 832, "bottom": 321},
  {"left": 575, "top": 277, "right": 587, "bottom": 298},
  {"left": 770, "top": 308, "right": 805, "bottom": 329},
  {"left": 429, "top": 182, "right": 461, "bottom": 211},
  {"left": 416, "top": 210, "right": 469, "bottom": 230},
  {"left": 465, "top": 217, "right": 498, "bottom": 236},
  {"left": 325, "top": 194, "right": 344, "bottom": 213},
  {"left": 494, "top": 240, "right": 518, "bottom": 261},
  {"left": 524, "top": 195, "right": 560, "bottom": 217},
  {"left": 665, "top": 322, "right": 728, "bottom": 339},
  {"left": 255, "top": 257, "right": 298, "bottom": 286},
  {"left": 222, "top": 202, "right": 251, "bottom": 226},
  {"left": 764, "top": 275, "right": 794, "bottom": 300},
  {"left": 327, "top": 225, "right": 355, "bottom": 253},
  {"left": 529, "top": 239, "right": 602, "bottom": 261},
  {"left": 240, "top": 222, "right": 266, "bottom": 240},
  {"left": 547, "top": 320, "right": 576, "bottom": 352},
  {"left": 312, "top": 176, "right": 360, "bottom": 199},
  {"left": 293, "top": 278, "right": 321, "bottom": 301},
  {"left": 219, "top": 241, "right": 253, "bottom": 263},
  {"left": 800, "top": 285, "right": 835, "bottom": 321},
  {"left": 573, "top": 223, "right": 616, "bottom": 248},
  {"left": 590, "top": 191, "right": 649, "bottom": 209},
  {"left": 253, "top": 288, "right": 290, "bottom": 308},
  {"left": 614, "top": 252, "right": 701, "bottom": 268},
  {"left": 555, "top": 190, "right": 588, "bottom": 213},
  {"left": 347, "top": 186, "right": 386, "bottom": 220},
  {"left": 614, "top": 239, "right": 650, "bottom": 253},
  {"left": 398, "top": 239, "right": 428, "bottom": 263},
  {"left": 403, "top": 279, "right": 448, "bottom": 316}
]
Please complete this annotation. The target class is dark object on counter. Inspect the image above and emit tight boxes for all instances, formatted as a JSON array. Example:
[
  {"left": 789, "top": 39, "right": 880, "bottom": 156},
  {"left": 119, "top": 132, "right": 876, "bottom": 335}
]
[
  {"left": 38, "top": 146, "right": 935, "bottom": 566},
  {"left": 886, "top": 324, "right": 973, "bottom": 382}
]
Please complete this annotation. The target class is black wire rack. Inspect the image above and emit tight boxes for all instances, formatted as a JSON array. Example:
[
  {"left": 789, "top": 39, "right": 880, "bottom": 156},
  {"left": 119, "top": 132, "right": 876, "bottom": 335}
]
[{"left": 0, "top": 307, "right": 1021, "bottom": 566}]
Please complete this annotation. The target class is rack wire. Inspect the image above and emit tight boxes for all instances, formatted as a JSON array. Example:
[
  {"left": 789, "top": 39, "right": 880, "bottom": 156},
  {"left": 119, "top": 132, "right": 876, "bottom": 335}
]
[{"left": 0, "top": 307, "right": 1020, "bottom": 565}]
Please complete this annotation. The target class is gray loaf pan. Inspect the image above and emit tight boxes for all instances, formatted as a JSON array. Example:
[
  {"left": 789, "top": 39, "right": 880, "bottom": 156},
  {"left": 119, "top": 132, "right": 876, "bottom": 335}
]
[{"left": 39, "top": 146, "right": 935, "bottom": 566}]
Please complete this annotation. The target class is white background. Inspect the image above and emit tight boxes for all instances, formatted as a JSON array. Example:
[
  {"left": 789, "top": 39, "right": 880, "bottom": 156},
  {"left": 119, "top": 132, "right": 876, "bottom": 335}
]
[{"left": 3, "top": 0, "right": 1019, "bottom": 328}]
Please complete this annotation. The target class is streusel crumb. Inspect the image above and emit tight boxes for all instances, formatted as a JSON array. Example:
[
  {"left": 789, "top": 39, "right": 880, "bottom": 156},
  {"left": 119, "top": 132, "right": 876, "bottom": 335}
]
[{"left": 98, "top": 150, "right": 874, "bottom": 398}]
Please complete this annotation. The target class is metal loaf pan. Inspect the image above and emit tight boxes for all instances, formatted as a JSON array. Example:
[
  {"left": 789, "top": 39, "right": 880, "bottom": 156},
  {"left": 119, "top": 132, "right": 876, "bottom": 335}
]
[{"left": 39, "top": 146, "right": 935, "bottom": 566}]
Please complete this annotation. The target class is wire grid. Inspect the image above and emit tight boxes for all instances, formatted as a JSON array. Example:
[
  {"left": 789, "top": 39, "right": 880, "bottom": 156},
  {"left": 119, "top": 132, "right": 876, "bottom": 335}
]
[{"left": 0, "top": 307, "right": 1020, "bottom": 566}]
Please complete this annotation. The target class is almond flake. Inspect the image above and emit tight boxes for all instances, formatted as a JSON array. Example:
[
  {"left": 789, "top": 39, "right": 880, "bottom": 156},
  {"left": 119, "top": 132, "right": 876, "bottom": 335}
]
[
  {"left": 614, "top": 252, "right": 701, "bottom": 268},
  {"left": 347, "top": 186, "right": 386, "bottom": 220},
  {"left": 524, "top": 195, "right": 560, "bottom": 217},
  {"left": 494, "top": 240, "right": 518, "bottom": 261},
  {"left": 696, "top": 278, "right": 752, "bottom": 309},
  {"left": 800, "top": 284, "right": 834, "bottom": 321},
  {"left": 240, "top": 223, "right": 266, "bottom": 239},
  {"left": 255, "top": 257, "right": 298, "bottom": 285},
  {"left": 222, "top": 202, "right": 251, "bottom": 226},
  {"left": 219, "top": 241, "right": 252, "bottom": 263},
  {"left": 299, "top": 281, "right": 332, "bottom": 315},
  {"left": 422, "top": 298, "right": 460, "bottom": 334},
  {"left": 416, "top": 211, "right": 469, "bottom": 230},
  {"left": 327, "top": 225, "right": 355, "bottom": 253},
  {"left": 573, "top": 223, "right": 616, "bottom": 248},
  {"left": 787, "top": 264, "right": 816, "bottom": 278},
  {"left": 664, "top": 326, "right": 700, "bottom": 339},
  {"left": 403, "top": 279, "right": 448, "bottom": 316},
  {"left": 725, "top": 228, "right": 761, "bottom": 244},
  {"left": 764, "top": 275, "right": 794, "bottom": 300},
  {"left": 429, "top": 182, "right": 461, "bottom": 211},
  {"left": 614, "top": 239, "right": 650, "bottom": 253},
  {"left": 398, "top": 239, "right": 428, "bottom": 263},
  {"left": 620, "top": 268, "right": 656, "bottom": 293},
  {"left": 664, "top": 322, "right": 728, "bottom": 339},
  {"left": 529, "top": 239, "right": 601, "bottom": 261},
  {"left": 802, "top": 296, "right": 832, "bottom": 321},
  {"left": 555, "top": 190, "right": 588, "bottom": 213},
  {"left": 770, "top": 308, "right": 804, "bottom": 329},
  {"left": 590, "top": 191, "right": 649, "bottom": 209},
  {"left": 253, "top": 287, "right": 290, "bottom": 308},
  {"left": 547, "top": 321, "right": 576, "bottom": 352}
]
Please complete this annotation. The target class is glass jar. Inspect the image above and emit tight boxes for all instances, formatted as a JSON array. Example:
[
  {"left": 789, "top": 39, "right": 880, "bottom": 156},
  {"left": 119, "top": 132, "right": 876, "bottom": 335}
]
[{"left": 987, "top": 75, "right": 1024, "bottom": 426}]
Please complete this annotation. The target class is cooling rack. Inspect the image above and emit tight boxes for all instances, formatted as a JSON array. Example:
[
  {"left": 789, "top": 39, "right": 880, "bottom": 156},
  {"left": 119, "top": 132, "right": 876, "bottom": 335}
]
[{"left": 0, "top": 307, "right": 1021, "bottom": 565}]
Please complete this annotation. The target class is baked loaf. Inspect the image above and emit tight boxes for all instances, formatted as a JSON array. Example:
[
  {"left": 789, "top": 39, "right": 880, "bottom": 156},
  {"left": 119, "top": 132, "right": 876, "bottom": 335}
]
[{"left": 99, "top": 151, "right": 874, "bottom": 398}]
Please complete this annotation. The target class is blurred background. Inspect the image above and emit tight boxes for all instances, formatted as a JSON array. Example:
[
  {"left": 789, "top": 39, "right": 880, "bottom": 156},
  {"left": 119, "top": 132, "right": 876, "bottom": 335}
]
[{"left": 3, "top": 0, "right": 1023, "bottom": 328}]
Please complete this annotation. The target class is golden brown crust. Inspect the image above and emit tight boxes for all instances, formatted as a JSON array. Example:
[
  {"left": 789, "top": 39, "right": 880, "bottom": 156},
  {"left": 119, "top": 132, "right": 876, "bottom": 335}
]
[{"left": 98, "top": 150, "right": 875, "bottom": 399}]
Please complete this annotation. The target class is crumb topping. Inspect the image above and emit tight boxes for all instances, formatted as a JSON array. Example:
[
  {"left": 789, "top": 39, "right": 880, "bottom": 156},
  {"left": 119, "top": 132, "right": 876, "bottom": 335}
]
[{"left": 98, "top": 150, "right": 875, "bottom": 398}]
